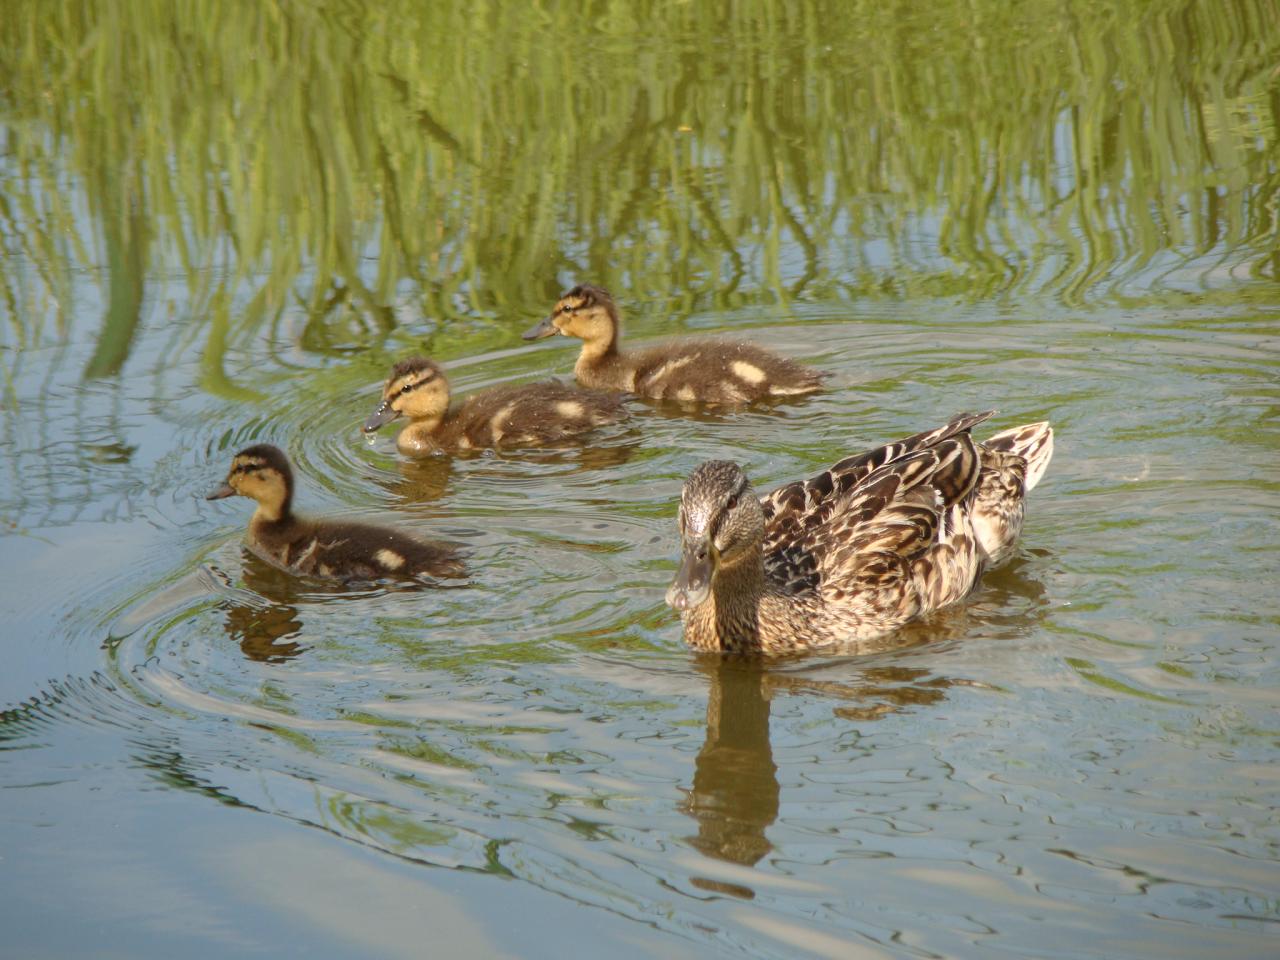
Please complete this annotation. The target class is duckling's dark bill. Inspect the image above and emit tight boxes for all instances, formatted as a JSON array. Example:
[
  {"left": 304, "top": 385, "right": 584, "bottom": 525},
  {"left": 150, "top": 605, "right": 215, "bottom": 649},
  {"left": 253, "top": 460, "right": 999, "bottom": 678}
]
[
  {"left": 205, "top": 483, "right": 236, "bottom": 500},
  {"left": 521, "top": 316, "right": 558, "bottom": 340},
  {"left": 362, "top": 401, "right": 399, "bottom": 432}
]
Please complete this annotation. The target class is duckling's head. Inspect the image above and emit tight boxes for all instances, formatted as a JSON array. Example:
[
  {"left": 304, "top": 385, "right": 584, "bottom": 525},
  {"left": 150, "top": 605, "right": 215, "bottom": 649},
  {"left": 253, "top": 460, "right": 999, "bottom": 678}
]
[
  {"left": 666, "top": 460, "right": 765, "bottom": 612},
  {"left": 522, "top": 284, "right": 619, "bottom": 352},
  {"left": 206, "top": 443, "right": 294, "bottom": 521},
  {"left": 363, "top": 357, "right": 451, "bottom": 432}
]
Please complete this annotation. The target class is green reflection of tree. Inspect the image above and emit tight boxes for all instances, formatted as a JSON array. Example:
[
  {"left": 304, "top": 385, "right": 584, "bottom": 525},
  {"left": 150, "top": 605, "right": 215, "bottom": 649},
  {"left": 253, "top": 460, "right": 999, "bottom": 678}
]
[{"left": 1, "top": 0, "right": 1277, "bottom": 379}]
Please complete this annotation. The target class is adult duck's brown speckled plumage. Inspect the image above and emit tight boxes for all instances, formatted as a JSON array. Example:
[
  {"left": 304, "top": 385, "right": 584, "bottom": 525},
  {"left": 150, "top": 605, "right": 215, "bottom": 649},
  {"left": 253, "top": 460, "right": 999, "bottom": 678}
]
[
  {"left": 522, "top": 284, "right": 827, "bottom": 405},
  {"left": 207, "top": 444, "right": 464, "bottom": 581},
  {"left": 362, "top": 356, "right": 629, "bottom": 457},
  {"left": 665, "top": 411, "right": 1054, "bottom": 654}
]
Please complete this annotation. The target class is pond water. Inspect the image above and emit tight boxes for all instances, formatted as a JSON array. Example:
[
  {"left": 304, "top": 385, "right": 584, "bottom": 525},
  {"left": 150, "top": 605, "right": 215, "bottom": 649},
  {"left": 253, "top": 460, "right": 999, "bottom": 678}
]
[{"left": 2, "top": 2, "right": 1278, "bottom": 957}]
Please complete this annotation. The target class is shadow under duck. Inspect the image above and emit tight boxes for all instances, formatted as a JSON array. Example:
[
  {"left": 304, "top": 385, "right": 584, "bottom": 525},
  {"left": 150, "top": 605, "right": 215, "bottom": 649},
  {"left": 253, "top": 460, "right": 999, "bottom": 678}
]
[
  {"left": 665, "top": 411, "right": 1054, "bottom": 654},
  {"left": 363, "top": 356, "right": 629, "bottom": 456},
  {"left": 207, "top": 443, "right": 464, "bottom": 581},
  {"left": 522, "top": 285, "right": 827, "bottom": 405}
]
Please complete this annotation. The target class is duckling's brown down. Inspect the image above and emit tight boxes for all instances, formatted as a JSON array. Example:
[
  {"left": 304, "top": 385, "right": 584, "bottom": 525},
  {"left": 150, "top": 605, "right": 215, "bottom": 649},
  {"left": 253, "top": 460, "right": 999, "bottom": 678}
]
[
  {"left": 364, "top": 356, "right": 629, "bottom": 456},
  {"left": 207, "top": 443, "right": 464, "bottom": 580},
  {"left": 523, "top": 285, "right": 826, "bottom": 405}
]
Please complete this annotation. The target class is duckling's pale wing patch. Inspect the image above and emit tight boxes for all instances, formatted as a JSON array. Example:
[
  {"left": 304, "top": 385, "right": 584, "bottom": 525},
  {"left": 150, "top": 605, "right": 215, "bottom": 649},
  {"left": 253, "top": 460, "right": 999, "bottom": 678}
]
[
  {"left": 731, "top": 360, "right": 767, "bottom": 384},
  {"left": 375, "top": 548, "right": 406, "bottom": 571},
  {"left": 554, "top": 400, "right": 584, "bottom": 418},
  {"left": 450, "top": 381, "right": 626, "bottom": 449}
]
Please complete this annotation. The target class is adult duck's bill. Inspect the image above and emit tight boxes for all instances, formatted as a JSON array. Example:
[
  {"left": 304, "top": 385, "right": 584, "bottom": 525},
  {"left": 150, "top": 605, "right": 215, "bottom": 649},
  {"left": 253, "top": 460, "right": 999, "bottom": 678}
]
[
  {"left": 521, "top": 316, "right": 559, "bottom": 341},
  {"left": 665, "top": 538, "right": 714, "bottom": 611},
  {"left": 362, "top": 399, "right": 399, "bottom": 432}
]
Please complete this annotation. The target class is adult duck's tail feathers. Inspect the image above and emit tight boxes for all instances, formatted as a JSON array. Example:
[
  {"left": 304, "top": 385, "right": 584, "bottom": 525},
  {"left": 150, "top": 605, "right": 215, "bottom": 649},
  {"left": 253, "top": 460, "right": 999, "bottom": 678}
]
[{"left": 984, "top": 421, "right": 1054, "bottom": 492}]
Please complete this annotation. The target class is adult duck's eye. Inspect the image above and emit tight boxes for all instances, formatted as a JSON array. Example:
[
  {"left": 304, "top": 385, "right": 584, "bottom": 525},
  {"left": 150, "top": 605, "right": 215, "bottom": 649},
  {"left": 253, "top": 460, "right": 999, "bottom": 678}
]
[{"left": 726, "top": 494, "right": 739, "bottom": 511}]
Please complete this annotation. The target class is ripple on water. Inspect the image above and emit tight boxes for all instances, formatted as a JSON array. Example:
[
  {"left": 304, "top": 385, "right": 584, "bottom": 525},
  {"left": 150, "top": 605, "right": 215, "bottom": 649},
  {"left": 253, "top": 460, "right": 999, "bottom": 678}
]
[{"left": 7, "top": 307, "right": 1278, "bottom": 956}]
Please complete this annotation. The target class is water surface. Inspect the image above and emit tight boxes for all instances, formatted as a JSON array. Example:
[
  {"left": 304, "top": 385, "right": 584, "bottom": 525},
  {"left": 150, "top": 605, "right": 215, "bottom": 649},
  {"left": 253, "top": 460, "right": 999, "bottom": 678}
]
[{"left": 2, "top": 2, "right": 1278, "bottom": 957}]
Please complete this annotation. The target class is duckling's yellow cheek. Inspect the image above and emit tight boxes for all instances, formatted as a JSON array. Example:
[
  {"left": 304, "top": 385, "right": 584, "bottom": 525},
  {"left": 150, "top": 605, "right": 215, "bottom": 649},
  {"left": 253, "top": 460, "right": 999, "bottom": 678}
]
[{"left": 375, "top": 548, "right": 405, "bottom": 570}]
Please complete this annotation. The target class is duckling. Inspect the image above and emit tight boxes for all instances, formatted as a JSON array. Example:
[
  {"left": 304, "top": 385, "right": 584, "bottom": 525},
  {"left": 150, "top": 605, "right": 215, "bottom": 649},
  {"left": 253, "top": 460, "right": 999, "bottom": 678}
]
[
  {"left": 665, "top": 411, "right": 1054, "bottom": 654},
  {"left": 206, "top": 444, "right": 464, "bottom": 581},
  {"left": 362, "top": 356, "right": 629, "bottom": 456},
  {"left": 522, "top": 285, "right": 827, "bottom": 405}
]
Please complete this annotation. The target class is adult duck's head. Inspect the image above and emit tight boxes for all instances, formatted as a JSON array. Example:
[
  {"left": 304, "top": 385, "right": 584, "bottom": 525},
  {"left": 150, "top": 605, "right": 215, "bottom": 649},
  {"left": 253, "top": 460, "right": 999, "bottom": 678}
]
[{"left": 666, "top": 459, "right": 765, "bottom": 612}]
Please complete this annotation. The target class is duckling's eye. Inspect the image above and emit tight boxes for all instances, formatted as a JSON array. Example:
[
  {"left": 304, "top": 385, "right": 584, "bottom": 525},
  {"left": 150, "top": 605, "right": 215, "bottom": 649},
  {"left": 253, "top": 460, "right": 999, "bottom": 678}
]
[{"left": 400, "top": 382, "right": 415, "bottom": 395}]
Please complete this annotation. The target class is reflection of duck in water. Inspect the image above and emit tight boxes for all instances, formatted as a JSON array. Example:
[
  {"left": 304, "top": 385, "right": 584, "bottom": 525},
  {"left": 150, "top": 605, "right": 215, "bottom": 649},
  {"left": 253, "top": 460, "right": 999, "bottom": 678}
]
[
  {"left": 666, "top": 411, "right": 1054, "bottom": 654},
  {"left": 683, "top": 655, "right": 970, "bottom": 892},
  {"left": 222, "top": 599, "right": 304, "bottom": 663},
  {"left": 683, "top": 658, "right": 779, "bottom": 874},
  {"left": 362, "top": 356, "right": 629, "bottom": 457},
  {"left": 523, "top": 285, "right": 827, "bottom": 405},
  {"left": 207, "top": 444, "right": 464, "bottom": 582},
  {"left": 368, "top": 433, "right": 644, "bottom": 509},
  {"left": 216, "top": 553, "right": 314, "bottom": 662}
]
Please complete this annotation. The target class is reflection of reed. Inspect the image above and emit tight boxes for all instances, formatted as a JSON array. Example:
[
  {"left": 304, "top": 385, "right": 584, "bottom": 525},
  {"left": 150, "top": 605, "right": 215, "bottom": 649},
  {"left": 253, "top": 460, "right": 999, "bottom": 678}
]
[
  {"left": 1, "top": 0, "right": 1274, "bottom": 535},
  {"left": 3, "top": 0, "right": 1275, "bottom": 377}
]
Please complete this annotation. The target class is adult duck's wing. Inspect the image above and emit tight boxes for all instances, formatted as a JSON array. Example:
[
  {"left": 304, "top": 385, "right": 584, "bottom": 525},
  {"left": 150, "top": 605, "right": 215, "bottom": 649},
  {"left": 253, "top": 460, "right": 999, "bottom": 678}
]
[
  {"left": 761, "top": 422, "right": 986, "bottom": 598},
  {"left": 759, "top": 411, "right": 994, "bottom": 589},
  {"left": 817, "top": 434, "right": 984, "bottom": 612}
]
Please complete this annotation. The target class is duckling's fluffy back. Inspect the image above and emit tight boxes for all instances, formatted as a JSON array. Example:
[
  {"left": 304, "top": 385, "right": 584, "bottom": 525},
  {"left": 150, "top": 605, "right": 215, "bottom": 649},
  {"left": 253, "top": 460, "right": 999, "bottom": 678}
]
[
  {"left": 595, "top": 339, "right": 826, "bottom": 405},
  {"left": 249, "top": 514, "right": 465, "bottom": 581},
  {"left": 437, "top": 380, "right": 628, "bottom": 451}
]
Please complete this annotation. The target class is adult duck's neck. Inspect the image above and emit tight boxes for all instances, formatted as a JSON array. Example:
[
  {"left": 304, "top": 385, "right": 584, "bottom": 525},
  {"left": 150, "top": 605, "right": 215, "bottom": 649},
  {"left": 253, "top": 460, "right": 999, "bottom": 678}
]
[{"left": 685, "top": 552, "right": 768, "bottom": 653}]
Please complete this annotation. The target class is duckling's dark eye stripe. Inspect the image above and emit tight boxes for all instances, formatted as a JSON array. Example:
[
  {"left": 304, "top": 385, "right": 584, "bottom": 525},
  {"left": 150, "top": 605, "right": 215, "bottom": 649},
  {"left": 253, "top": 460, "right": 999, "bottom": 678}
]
[{"left": 398, "top": 374, "right": 433, "bottom": 395}]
